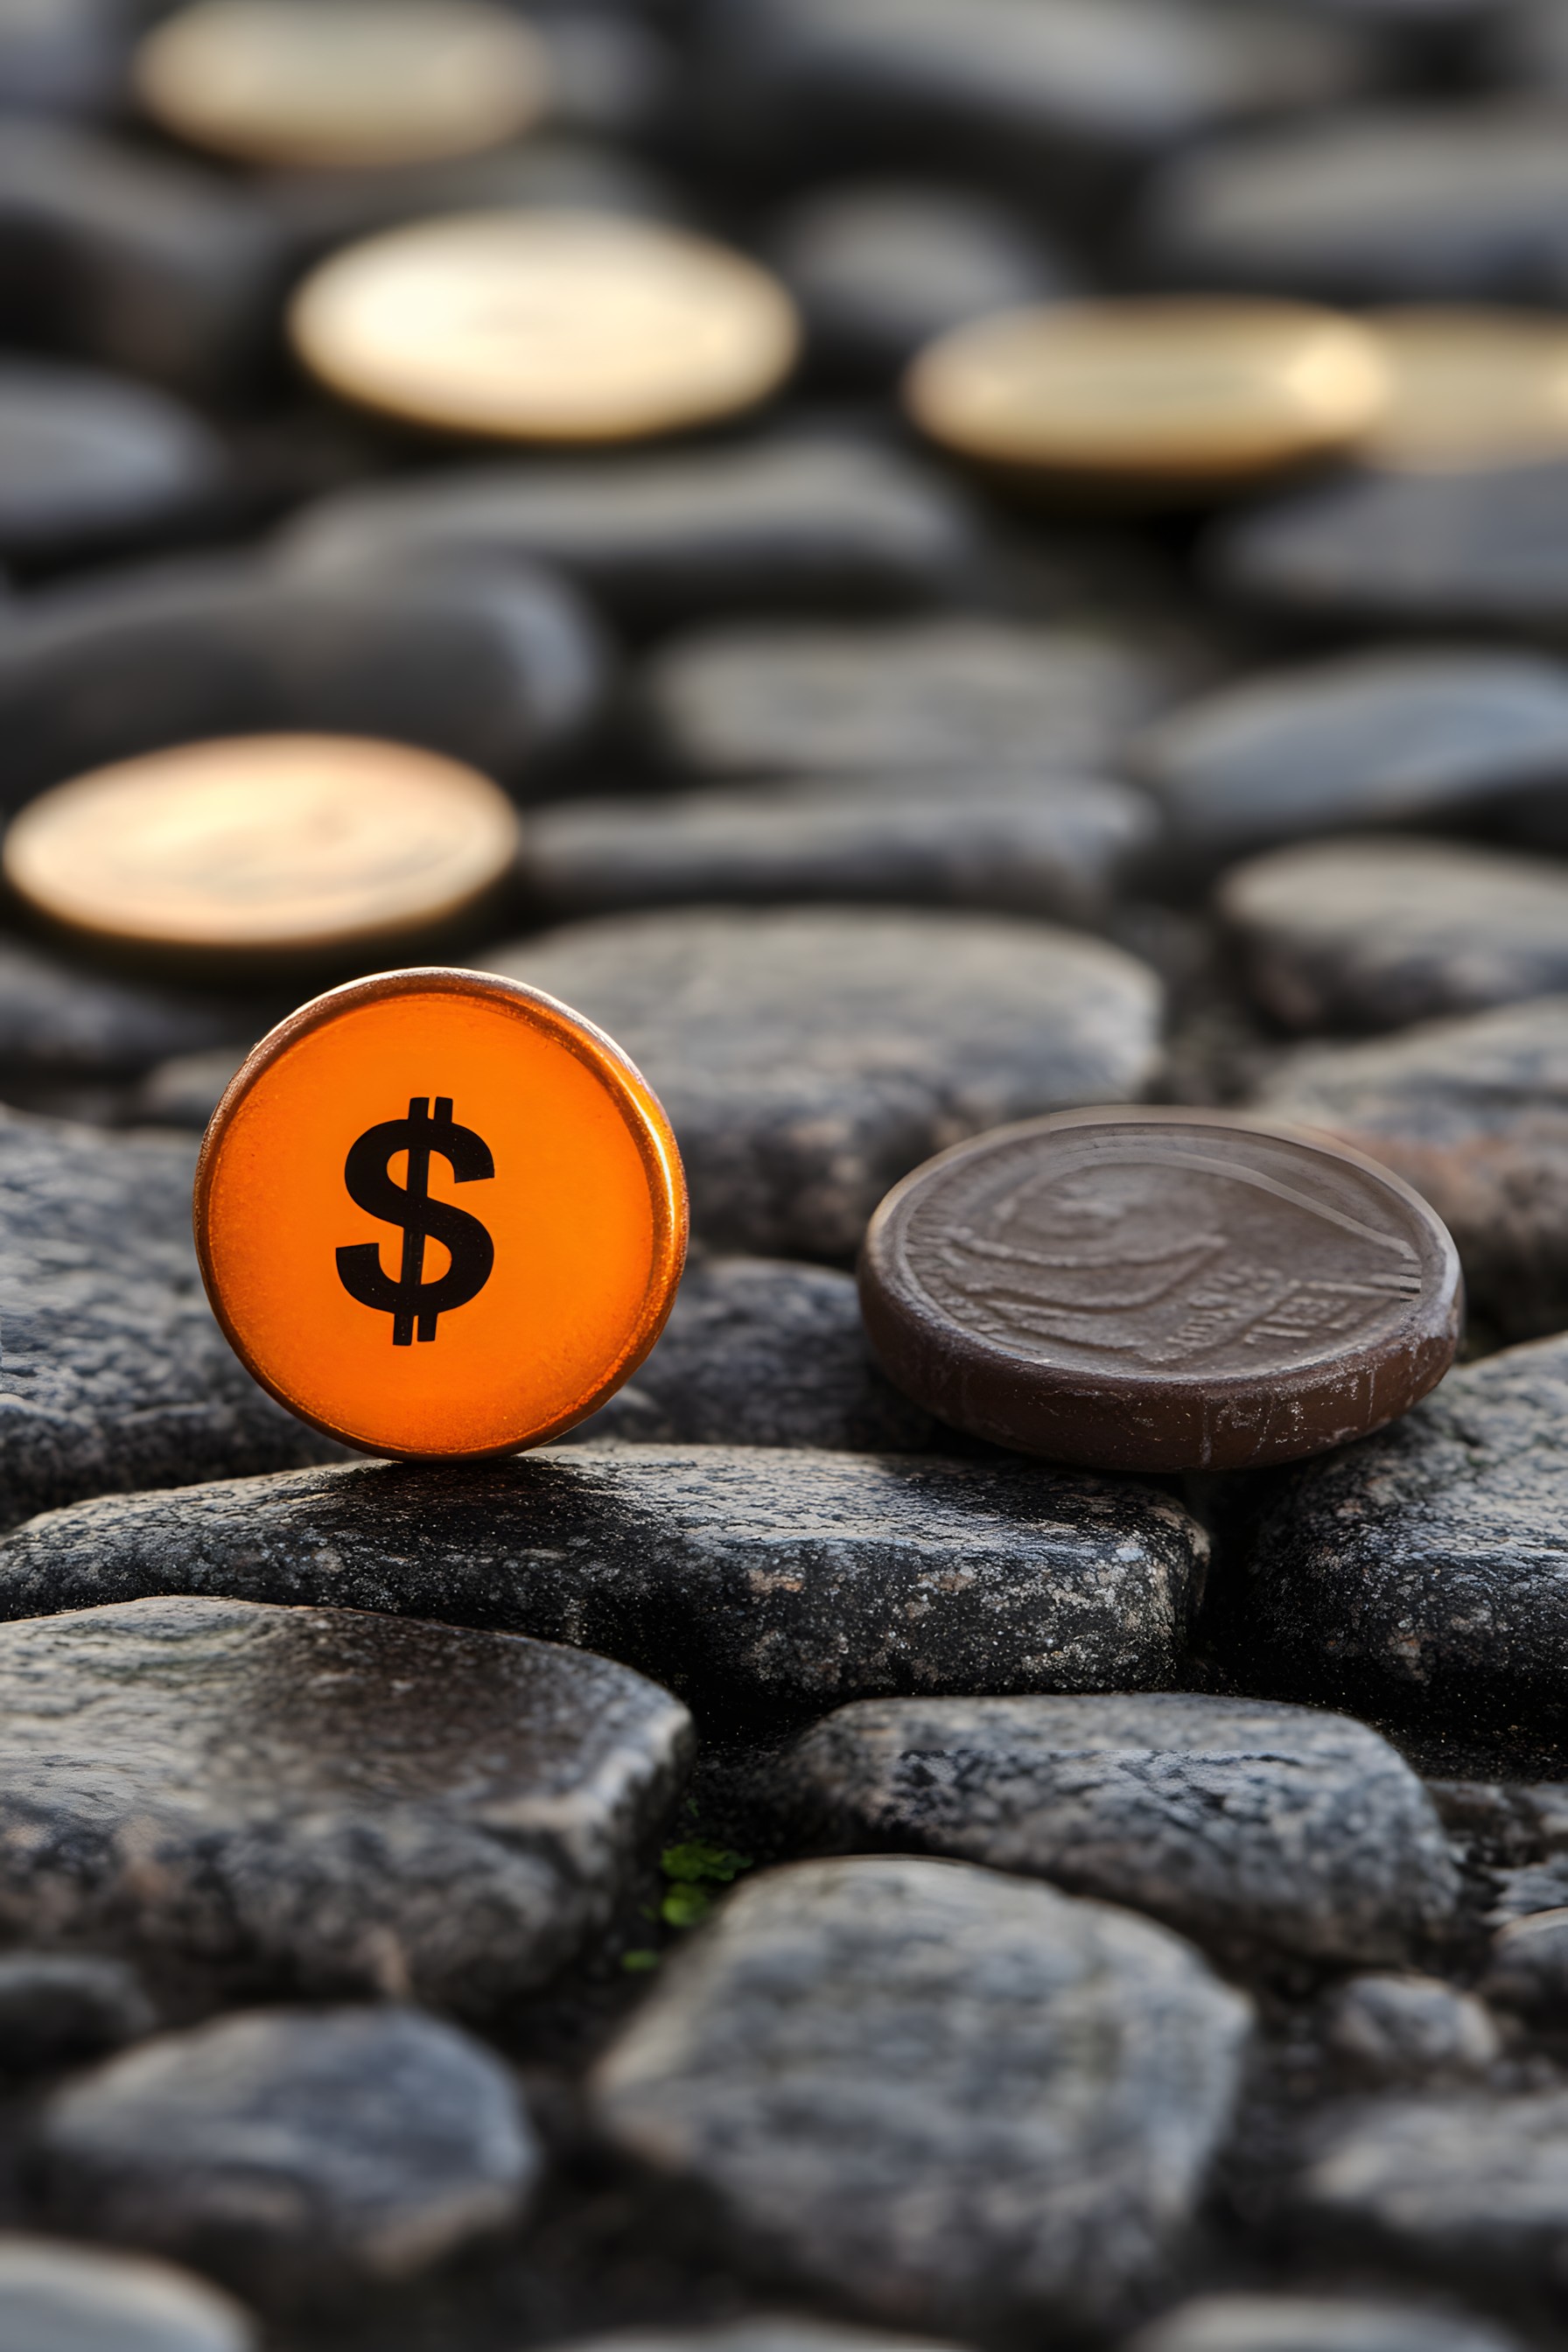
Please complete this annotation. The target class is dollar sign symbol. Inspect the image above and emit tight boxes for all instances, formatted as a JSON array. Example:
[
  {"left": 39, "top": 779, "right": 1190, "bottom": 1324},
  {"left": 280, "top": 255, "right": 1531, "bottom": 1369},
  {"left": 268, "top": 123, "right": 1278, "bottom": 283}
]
[{"left": 336, "top": 1096, "right": 495, "bottom": 1347}]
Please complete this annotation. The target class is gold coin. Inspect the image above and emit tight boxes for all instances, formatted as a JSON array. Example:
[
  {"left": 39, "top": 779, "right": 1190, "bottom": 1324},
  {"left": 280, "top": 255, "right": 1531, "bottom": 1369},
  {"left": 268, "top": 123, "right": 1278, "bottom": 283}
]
[
  {"left": 289, "top": 210, "right": 801, "bottom": 444},
  {"left": 1356, "top": 307, "right": 1568, "bottom": 471},
  {"left": 134, "top": 0, "right": 550, "bottom": 171},
  {"left": 3, "top": 735, "right": 521, "bottom": 969},
  {"left": 904, "top": 298, "right": 1389, "bottom": 496}
]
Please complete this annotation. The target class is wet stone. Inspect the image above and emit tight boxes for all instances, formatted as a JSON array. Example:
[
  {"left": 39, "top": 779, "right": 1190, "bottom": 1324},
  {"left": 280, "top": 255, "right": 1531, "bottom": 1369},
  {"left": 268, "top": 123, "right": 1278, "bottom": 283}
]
[
  {"left": 0, "top": 552, "right": 606, "bottom": 811},
  {"left": 640, "top": 619, "right": 1183, "bottom": 781},
  {"left": 1141, "top": 107, "right": 1568, "bottom": 301},
  {"left": 491, "top": 907, "right": 1162, "bottom": 1256},
  {"left": 0, "top": 118, "right": 285, "bottom": 397},
  {"left": 1208, "top": 458, "right": 1568, "bottom": 636},
  {"left": 277, "top": 439, "right": 984, "bottom": 631},
  {"left": 1252, "top": 995, "right": 1568, "bottom": 1341},
  {"left": 704, "top": 0, "right": 1374, "bottom": 176},
  {"left": 561, "top": 2327, "right": 966, "bottom": 2352},
  {"left": 1217, "top": 837, "right": 1568, "bottom": 1032},
  {"left": 780, "top": 1692, "right": 1460, "bottom": 1968},
  {"left": 1320, "top": 1974, "right": 1502, "bottom": 2085},
  {"left": 0, "top": 2236, "right": 257, "bottom": 2352},
  {"left": 1131, "top": 648, "right": 1568, "bottom": 869},
  {"left": 521, "top": 770, "right": 1160, "bottom": 927},
  {"left": 0, "top": 1451, "right": 1211, "bottom": 1713},
  {"left": 1291, "top": 2090, "right": 1568, "bottom": 2297},
  {"left": 34, "top": 2004, "right": 538, "bottom": 2303},
  {"left": 0, "top": 359, "right": 226, "bottom": 570},
  {"left": 0, "top": 1107, "right": 344, "bottom": 1531},
  {"left": 1127, "top": 2292, "right": 1526, "bottom": 2352},
  {"left": 1218, "top": 1332, "right": 1568, "bottom": 1727},
  {"left": 0, "top": 1594, "right": 690, "bottom": 2008},
  {"left": 0, "top": 1954, "right": 156, "bottom": 2075},
  {"left": 591, "top": 1854, "right": 1252, "bottom": 2333},
  {"left": 565, "top": 1255, "right": 942, "bottom": 1452},
  {"left": 768, "top": 180, "right": 1073, "bottom": 384}
]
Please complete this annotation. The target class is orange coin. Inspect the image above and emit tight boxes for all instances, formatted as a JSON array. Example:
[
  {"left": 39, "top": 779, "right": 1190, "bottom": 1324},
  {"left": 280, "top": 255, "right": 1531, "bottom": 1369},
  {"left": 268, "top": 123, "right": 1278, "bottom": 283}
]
[{"left": 194, "top": 967, "right": 687, "bottom": 1459}]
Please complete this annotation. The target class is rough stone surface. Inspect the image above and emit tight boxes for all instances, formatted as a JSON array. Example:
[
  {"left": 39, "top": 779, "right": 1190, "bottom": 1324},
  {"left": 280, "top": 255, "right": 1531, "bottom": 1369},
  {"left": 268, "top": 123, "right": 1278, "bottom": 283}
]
[
  {"left": 1320, "top": 1975, "right": 1502, "bottom": 2086},
  {"left": 1131, "top": 648, "right": 1568, "bottom": 866},
  {"left": 1252, "top": 995, "right": 1568, "bottom": 1340},
  {"left": 1218, "top": 1333, "right": 1568, "bottom": 1726},
  {"left": 0, "top": 1955, "right": 156, "bottom": 2074},
  {"left": 0, "top": 552, "right": 606, "bottom": 811},
  {"left": 781, "top": 1692, "right": 1460, "bottom": 1966},
  {"left": 1141, "top": 108, "right": 1568, "bottom": 301},
  {"left": 1217, "top": 837, "right": 1568, "bottom": 1031},
  {"left": 566, "top": 1255, "right": 941, "bottom": 1451},
  {"left": 0, "top": 1452, "right": 1210, "bottom": 1713},
  {"left": 0, "top": 2236, "right": 257, "bottom": 2352},
  {"left": 1291, "top": 2090, "right": 1568, "bottom": 2294},
  {"left": 1126, "top": 2292, "right": 1525, "bottom": 2352},
  {"left": 640, "top": 619, "right": 1182, "bottom": 780},
  {"left": 592, "top": 1856, "right": 1250, "bottom": 2331},
  {"left": 1208, "top": 458, "right": 1568, "bottom": 635},
  {"left": 0, "top": 357, "right": 226, "bottom": 567},
  {"left": 0, "top": 1108, "right": 345, "bottom": 1531},
  {"left": 277, "top": 439, "right": 984, "bottom": 628},
  {"left": 769, "top": 181, "right": 1072, "bottom": 382},
  {"left": 35, "top": 2005, "right": 537, "bottom": 2302},
  {"left": 521, "top": 769, "right": 1159, "bottom": 926},
  {"left": 0, "top": 117, "right": 285, "bottom": 397},
  {"left": 489, "top": 906, "right": 1162, "bottom": 1256},
  {"left": 0, "top": 1595, "right": 690, "bottom": 2008}
]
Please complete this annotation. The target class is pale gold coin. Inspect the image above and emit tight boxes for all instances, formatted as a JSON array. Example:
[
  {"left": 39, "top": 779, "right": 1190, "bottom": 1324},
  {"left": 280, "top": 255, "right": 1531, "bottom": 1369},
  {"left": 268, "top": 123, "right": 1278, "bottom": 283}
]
[
  {"left": 134, "top": 0, "right": 550, "bottom": 171},
  {"left": 3, "top": 736, "right": 522, "bottom": 966},
  {"left": 1357, "top": 308, "right": 1568, "bottom": 471},
  {"left": 289, "top": 210, "right": 801, "bottom": 444},
  {"left": 905, "top": 298, "right": 1390, "bottom": 494}
]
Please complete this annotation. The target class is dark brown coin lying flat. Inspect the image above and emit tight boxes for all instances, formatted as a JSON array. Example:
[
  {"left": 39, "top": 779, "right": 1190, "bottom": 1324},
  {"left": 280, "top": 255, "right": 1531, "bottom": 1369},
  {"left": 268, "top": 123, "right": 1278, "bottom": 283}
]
[{"left": 858, "top": 1107, "right": 1461, "bottom": 1472}]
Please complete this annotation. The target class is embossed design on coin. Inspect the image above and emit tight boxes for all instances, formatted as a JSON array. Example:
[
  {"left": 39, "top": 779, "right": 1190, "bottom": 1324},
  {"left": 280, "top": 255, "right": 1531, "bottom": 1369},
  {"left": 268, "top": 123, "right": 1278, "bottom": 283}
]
[{"left": 859, "top": 1108, "right": 1460, "bottom": 1471}]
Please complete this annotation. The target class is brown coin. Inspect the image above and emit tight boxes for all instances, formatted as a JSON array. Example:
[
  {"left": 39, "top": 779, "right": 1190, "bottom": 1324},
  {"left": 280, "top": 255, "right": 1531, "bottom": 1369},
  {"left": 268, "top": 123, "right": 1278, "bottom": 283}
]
[
  {"left": 290, "top": 211, "right": 801, "bottom": 444},
  {"left": 2, "top": 734, "right": 521, "bottom": 970},
  {"left": 904, "top": 298, "right": 1389, "bottom": 498},
  {"left": 134, "top": 0, "right": 550, "bottom": 171},
  {"left": 858, "top": 1106, "right": 1461, "bottom": 1472},
  {"left": 1356, "top": 307, "right": 1568, "bottom": 472}
]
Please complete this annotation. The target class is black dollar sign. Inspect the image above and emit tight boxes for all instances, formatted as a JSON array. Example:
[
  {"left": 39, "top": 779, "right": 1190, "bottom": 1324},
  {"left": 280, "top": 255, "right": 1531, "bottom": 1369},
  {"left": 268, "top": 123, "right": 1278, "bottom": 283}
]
[{"left": 336, "top": 1096, "right": 495, "bottom": 1347}]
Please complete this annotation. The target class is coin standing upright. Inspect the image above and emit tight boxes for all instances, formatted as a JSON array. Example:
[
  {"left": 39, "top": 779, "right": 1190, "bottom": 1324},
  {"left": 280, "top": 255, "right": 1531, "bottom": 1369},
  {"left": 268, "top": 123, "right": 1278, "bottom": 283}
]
[{"left": 195, "top": 968, "right": 688, "bottom": 1459}]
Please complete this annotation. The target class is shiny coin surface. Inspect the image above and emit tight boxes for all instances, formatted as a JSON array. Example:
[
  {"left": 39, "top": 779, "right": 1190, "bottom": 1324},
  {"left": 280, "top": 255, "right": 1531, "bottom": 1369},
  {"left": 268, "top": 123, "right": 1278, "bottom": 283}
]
[
  {"left": 134, "top": 0, "right": 550, "bottom": 170},
  {"left": 290, "top": 211, "right": 801, "bottom": 444},
  {"left": 3, "top": 735, "right": 522, "bottom": 970},
  {"left": 859, "top": 1106, "right": 1460, "bottom": 1471},
  {"left": 1358, "top": 307, "right": 1568, "bottom": 470},
  {"left": 195, "top": 967, "right": 687, "bottom": 1458},
  {"left": 905, "top": 298, "right": 1389, "bottom": 495}
]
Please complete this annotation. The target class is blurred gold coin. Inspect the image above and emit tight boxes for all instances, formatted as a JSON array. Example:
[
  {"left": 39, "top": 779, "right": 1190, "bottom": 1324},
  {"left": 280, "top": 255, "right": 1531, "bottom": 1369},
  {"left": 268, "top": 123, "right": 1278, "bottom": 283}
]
[
  {"left": 290, "top": 210, "right": 801, "bottom": 444},
  {"left": 905, "top": 298, "right": 1389, "bottom": 497},
  {"left": 134, "top": 0, "right": 550, "bottom": 170},
  {"left": 1357, "top": 308, "right": 1568, "bottom": 471},
  {"left": 4, "top": 736, "right": 521, "bottom": 969}
]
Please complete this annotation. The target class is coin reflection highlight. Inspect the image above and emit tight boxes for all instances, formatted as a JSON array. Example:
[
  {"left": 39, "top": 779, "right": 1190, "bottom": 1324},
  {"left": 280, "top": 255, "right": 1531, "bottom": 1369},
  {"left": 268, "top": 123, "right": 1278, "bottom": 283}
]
[{"left": 3, "top": 735, "right": 521, "bottom": 970}]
